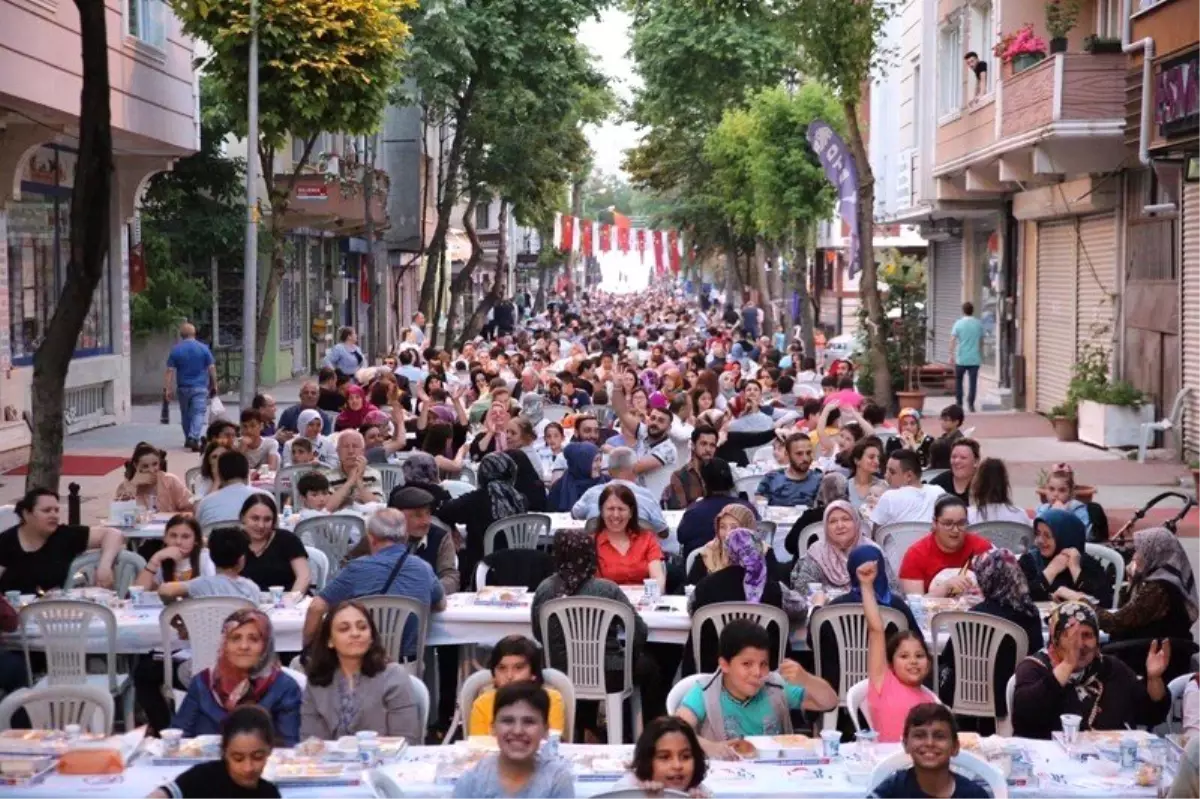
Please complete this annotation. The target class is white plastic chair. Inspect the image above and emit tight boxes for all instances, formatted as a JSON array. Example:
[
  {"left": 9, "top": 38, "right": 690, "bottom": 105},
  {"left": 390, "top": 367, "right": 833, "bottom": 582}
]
[
  {"left": 483, "top": 513, "right": 552, "bottom": 555},
  {"left": 159, "top": 596, "right": 256, "bottom": 708},
  {"left": 1138, "top": 387, "right": 1192, "bottom": 463},
  {"left": 690, "top": 602, "right": 789, "bottom": 673},
  {"left": 19, "top": 600, "right": 134, "bottom": 731},
  {"left": 358, "top": 595, "right": 429, "bottom": 676},
  {"left": 869, "top": 750, "right": 1008, "bottom": 798},
  {"left": 543, "top": 405, "right": 571, "bottom": 423},
  {"left": 665, "top": 673, "right": 709, "bottom": 716},
  {"left": 273, "top": 464, "right": 320, "bottom": 510},
  {"left": 875, "top": 522, "right": 932, "bottom": 575},
  {"left": 538, "top": 596, "right": 642, "bottom": 744},
  {"left": 458, "top": 466, "right": 478, "bottom": 487},
  {"left": 684, "top": 549, "right": 701, "bottom": 581},
  {"left": 808, "top": 603, "right": 907, "bottom": 730},
  {"left": 1004, "top": 674, "right": 1016, "bottom": 737},
  {"left": 931, "top": 611, "right": 1028, "bottom": 729},
  {"left": 474, "top": 562, "right": 491, "bottom": 589},
  {"left": 1166, "top": 674, "right": 1193, "bottom": 733},
  {"left": 965, "top": 522, "right": 1034, "bottom": 555},
  {"left": 735, "top": 474, "right": 764, "bottom": 499},
  {"left": 846, "top": 677, "right": 940, "bottom": 732},
  {"left": 376, "top": 465, "right": 406, "bottom": 498},
  {"left": 184, "top": 466, "right": 203, "bottom": 494},
  {"left": 442, "top": 480, "right": 474, "bottom": 498},
  {"left": 921, "top": 468, "right": 948, "bottom": 484},
  {"left": 296, "top": 513, "right": 366, "bottom": 572},
  {"left": 0, "top": 684, "right": 114, "bottom": 735},
  {"left": 200, "top": 519, "right": 242, "bottom": 538},
  {"left": 409, "top": 672, "right": 430, "bottom": 735},
  {"left": 364, "top": 767, "right": 405, "bottom": 798},
  {"left": 305, "top": 546, "right": 330, "bottom": 591},
  {"left": 282, "top": 666, "right": 308, "bottom": 692},
  {"left": 798, "top": 521, "right": 824, "bottom": 552},
  {"left": 449, "top": 667, "right": 576, "bottom": 744},
  {"left": 1085, "top": 543, "right": 1125, "bottom": 610},
  {"left": 65, "top": 550, "right": 147, "bottom": 599}
]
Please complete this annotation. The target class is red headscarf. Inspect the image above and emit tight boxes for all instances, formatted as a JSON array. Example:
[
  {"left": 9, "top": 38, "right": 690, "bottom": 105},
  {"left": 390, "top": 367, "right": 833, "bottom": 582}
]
[
  {"left": 205, "top": 609, "right": 280, "bottom": 712},
  {"left": 335, "top": 384, "right": 378, "bottom": 431}
]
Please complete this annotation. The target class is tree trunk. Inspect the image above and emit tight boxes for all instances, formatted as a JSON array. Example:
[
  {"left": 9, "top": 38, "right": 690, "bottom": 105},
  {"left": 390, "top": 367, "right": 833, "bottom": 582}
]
[
  {"left": 363, "top": 132, "right": 386, "bottom": 360},
  {"left": 418, "top": 76, "right": 477, "bottom": 319},
  {"left": 794, "top": 228, "right": 815, "bottom": 359},
  {"left": 254, "top": 219, "right": 282, "bottom": 377},
  {"left": 446, "top": 192, "right": 482, "bottom": 344},
  {"left": 723, "top": 243, "right": 739, "bottom": 305},
  {"left": 843, "top": 100, "right": 891, "bottom": 407},
  {"left": 564, "top": 177, "right": 583, "bottom": 301},
  {"left": 432, "top": 247, "right": 446, "bottom": 348},
  {"left": 460, "top": 202, "right": 506, "bottom": 344},
  {"left": 28, "top": 0, "right": 112, "bottom": 490},
  {"left": 754, "top": 236, "right": 773, "bottom": 337}
]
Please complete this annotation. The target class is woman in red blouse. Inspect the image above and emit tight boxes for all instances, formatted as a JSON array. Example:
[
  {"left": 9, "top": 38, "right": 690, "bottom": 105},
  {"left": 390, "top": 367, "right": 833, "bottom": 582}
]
[{"left": 594, "top": 484, "right": 666, "bottom": 587}]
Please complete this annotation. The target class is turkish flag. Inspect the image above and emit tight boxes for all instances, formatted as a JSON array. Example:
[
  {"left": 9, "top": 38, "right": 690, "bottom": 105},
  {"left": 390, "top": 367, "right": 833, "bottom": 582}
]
[
  {"left": 599, "top": 223, "right": 612, "bottom": 252},
  {"left": 636, "top": 229, "right": 646, "bottom": 263},
  {"left": 581, "top": 221, "right": 593, "bottom": 257},
  {"left": 359, "top": 255, "right": 372, "bottom": 304},
  {"left": 616, "top": 226, "right": 631, "bottom": 253},
  {"left": 129, "top": 242, "right": 147, "bottom": 294},
  {"left": 560, "top": 215, "right": 575, "bottom": 252},
  {"left": 653, "top": 230, "right": 664, "bottom": 275},
  {"left": 612, "top": 210, "right": 632, "bottom": 229},
  {"left": 667, "top": 230, "right": 680, "bottom": 274}
]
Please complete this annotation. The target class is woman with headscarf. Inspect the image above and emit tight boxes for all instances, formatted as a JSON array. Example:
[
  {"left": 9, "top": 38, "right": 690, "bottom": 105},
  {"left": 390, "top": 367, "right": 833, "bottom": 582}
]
[
  {"left": 1013, "top": 601, "right": 1172, "bottom": 739},
  {"left": 784, "top": 472, "right": 849, "bottom": 559},
  {"left": 500, "top": 417, "right": 549, "bottom": 512},
  {"left": 282, "top": 408, "right": 334, "bottom": 467},
  {"left": 687, "top": 503, "right": 760, "bottom": 584},
  {"left": 531, "top": 529, "right": 649, "bottom": 740},
  {"left": 676, "top": 458, "right": 758, "bottom": 556},
  {"left": 546, "top": 442, "right": 606, "bottom": 513},
  {"left": 388, "top": 452, "right": 450, "bottom": 513},
  {"left": 884, "top": 407, "right": 934, "bottom": 469},
  {"left": 468, "top": 401, "right": 512, "bottom": 461},
  {"left": 171, "top": 609, "right": 301, "bottom": 745},
  {"left": 437, "top": 452, "right": 527, "bottom": 588},
  {"left": 1018, "top": 509, "right": 1113, "bottom": 607},
  {"left": 938, "top": 549, "right": 1045, "bottom": 722},
  {"left": 790, "top": 500, "right": 900, "bottom": 594},
  {"left": 334, "top": 384, "right": 378, "bottom": 432}
]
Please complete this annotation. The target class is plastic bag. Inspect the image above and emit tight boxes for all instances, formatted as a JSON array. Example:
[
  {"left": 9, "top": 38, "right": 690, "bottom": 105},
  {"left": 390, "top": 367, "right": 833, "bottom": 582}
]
[{"left": 208, "top": 396, "right": 227, "bottom": 423}]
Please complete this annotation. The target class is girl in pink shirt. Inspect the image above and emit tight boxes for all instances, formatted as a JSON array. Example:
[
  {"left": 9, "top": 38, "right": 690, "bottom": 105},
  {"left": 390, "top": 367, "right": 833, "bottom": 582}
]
[{"left": 855, "top": 546, "right": 937, "bottom": 742}]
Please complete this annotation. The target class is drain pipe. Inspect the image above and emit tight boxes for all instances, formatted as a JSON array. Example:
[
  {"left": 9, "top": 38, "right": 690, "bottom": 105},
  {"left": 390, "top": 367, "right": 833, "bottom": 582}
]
[{"left": 1123, "top": 0, "right": 1154, "bottom": 166}]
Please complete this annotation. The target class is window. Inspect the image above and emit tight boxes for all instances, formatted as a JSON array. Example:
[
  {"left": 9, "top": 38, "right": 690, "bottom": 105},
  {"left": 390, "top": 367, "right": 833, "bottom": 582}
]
[
  {"left": 475, "top": 203, "right": 490, "bottom": 231},
  {"left": 1097, "top": 0, "right": 1121, "bottom": 37},
  {"left": 7, "top": 146, "right": 112, "bottom": 363},
  {"left": 967, "top": 1, "right": 993, "bottom": 95},
  {"left": 126, "top": 0, "right": 166, "bottom": 49},
  {"left": 938, "top": 20, "right": 963, "bottom": 116},
  {"left": 913, "top": 63, "right": 922, "bottom": 149}
]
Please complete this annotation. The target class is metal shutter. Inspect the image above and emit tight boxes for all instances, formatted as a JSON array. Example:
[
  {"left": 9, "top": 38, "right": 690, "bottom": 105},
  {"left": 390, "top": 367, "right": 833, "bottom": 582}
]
[
  {"left": 930, "top": 239, "right": 963, "bottom": 364},
  {"left": 1035, "top": 220, "right": 1077, "bottom": 413},
  {"left": 1076, "top": 213, "right": 1117, "bottom": 349},
  {"left": 1183, "top": 183, "right": 1200, "bottom": 459}
]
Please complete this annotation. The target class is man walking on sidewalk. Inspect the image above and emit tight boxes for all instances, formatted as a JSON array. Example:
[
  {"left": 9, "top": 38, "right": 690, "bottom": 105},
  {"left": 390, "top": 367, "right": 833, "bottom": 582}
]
[
  {"left": 165, "top": 322, "right": 216, "bottom": 451},
  {"left": 950, "top": 301, "right": 984, "bottom": 413}
]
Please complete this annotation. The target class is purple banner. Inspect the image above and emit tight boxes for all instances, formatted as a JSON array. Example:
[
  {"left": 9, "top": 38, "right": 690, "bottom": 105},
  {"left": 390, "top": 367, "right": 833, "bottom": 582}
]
[{"left": 806, "top": 120, "right": 860, "bottom": 279}]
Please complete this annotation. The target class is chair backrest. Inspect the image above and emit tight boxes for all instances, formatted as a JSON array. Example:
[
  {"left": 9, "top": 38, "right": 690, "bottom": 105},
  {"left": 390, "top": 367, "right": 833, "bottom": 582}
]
[
  {"left": 184, "top": 466, "right": 203, "bottom": 494},
  {"left": 305, "top": 546, "right": 330, "bottom": 590},
  {"left": 295, "top": 513, "right": 366, "bottom": 571},
  {"left": 868, "top": 750, "right": 1008, "bottom": 799},
  {"left": 483, "top": 513, "right": 552, "bottom": 555},
  {"left": 0, "top": 685, "right": 114, "bottom": 735},
  {"left": 1085, "top": 543, "right": 1125, "bottom": 609},
  {"left": 743, "top": 444, "right": 774, "bottom": 465},
  {"left": 921, "top": 468, "right": 947, "bottom": 484},
  {"left": 159, "top": 596, "right": 257, "bottom": 694},
  {"left": 592, "top": 790, "right": 689, "bottom": 799},
  {"left": 799, "top": 521, "right": 824, "bottom": 552},
  {"left": 274, "top": 464, "right": 319, "bottom": 510},
  {"left": 376, "top": 465, "right": 406, "bottom": 498},
  {"left": 201, "top": 520, "right": 242, "bottom": 538},
  {"left": 442, "top": 480, "right": 474, "bottom": 498},
  {"left": 364, "top": 767, "right": 405, "bottom": 798},
  {"left": 1167, "top": 386, "right": 1193, "bottom": 427},
  {"left": 537, "top": 596, "right": 635, "bottom": 700},
  {"left": 282, "top": 666, "right": 308, "bottom": 692},
  {"left": 666, "top": 673, "right": 710, "bottom": 716},
  {"left": 475, "top": 562, "right": 491, "bottom": 589},
  {"left": 965, "top": 522, "right": 1033, "bottom": 555},
  {"left": 690, "top": 602, "right": 789, "bottom": 674},
  {"left": 735, "top": 474, "right": 763, "bottom": 499},
  {"left": 684, "top": 549, "right": 701, "bottom": 581},
  {"left": 1166, "top": 673, "right": 1192, "bottom": 733},
  {"left": 756, "top": 520, "right": 777, "bottom": 545},
  {"left": 543, "top": 405, "right": 571, "bottom": 423},
  {"left": 932, "top": 611, "right": 1029, "bottom": 720},
  {"left": 875, "top": 523, "right": 932, "bottom": 575},
  {"left": 409, "top": 673, "right": 429, "bottom": 736},
  {"left": 456, "top": 668, "right": 576, "bottom": 743},
  {"left": 809, "top": 603, "right": 908, "bottom": 705},
  {"left": 358, "top": 595, "right": 429, "bottom": 674},
  {"left": 1003, "top": 674, "right": 1016, "bottom": 737},
  {"left": 846, "top": 677, "right": 871, "bottom": 731},
  {"left": 458, "top": 466, "right": 478, "bottom": 486},
  {"left": 64, "top": 550, "right": 146, "bottom": 599},
  {"left": 20, "top": 600, "right": 118, "bottom": 691}
]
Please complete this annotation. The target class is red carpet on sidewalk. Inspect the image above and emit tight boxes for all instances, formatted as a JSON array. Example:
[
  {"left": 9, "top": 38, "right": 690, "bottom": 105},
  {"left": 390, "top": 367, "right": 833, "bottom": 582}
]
[{"left": 5, "top": 455, "right": 128, "bottom": 477}]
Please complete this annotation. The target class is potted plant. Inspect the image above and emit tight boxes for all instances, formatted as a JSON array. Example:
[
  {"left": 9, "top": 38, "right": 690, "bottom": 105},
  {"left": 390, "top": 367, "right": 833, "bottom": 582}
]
[
  {"left": 1048, "top": 402, "right": 1078, "bottom": 442},
  {"left": 1083, "top": 34, "right": 1123, "bottom": 53},
  {"left": 854, "top": 251, "right": 928, "bottom": 411},
  {"left": 1068, "top": 340, "right": 1156, "bottom": 448},
  {"left": 1045, "top": 0, "right": 1080, "bottom": 52},
  {"left": 994, "top": 24, "right": 1049, "bottom": 74}
]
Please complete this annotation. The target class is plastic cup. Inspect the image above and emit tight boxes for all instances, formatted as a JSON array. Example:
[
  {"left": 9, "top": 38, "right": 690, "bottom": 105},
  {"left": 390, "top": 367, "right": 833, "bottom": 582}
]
[
  {"left": 643, "top": 578, "right": 659, "bottom": 602},
  {"left": 855, "top": 729, "right": 878, "bottom": 762},
  {"left": 128, "top": 586, "right": 145, "bottom": 607},
  {"left": 160, "top": 728, "right": 183, "bottom": 756},
  {"left": 269, "top": 586, "right": 285, "bottom": 607},
  {"left": 358, "top": 738, "right": 380, "bottom": 766},
  {"left": 4, "top": 590, "right": 20, "bottom": 608},
  {"left": 683, "top": 585, "right": 695, "bottom": 600},
  {"left": 820, "top": 729, "right": 842, "bottom": 758},
  {"left": 1060, "top": 713, "right": 1082, "bottom": 745}
]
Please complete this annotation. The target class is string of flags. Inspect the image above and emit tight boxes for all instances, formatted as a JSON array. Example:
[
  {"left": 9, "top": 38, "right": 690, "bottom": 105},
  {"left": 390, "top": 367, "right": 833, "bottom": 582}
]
[{"left": 553, "top": 210, "right": 684, "bottom": 276}]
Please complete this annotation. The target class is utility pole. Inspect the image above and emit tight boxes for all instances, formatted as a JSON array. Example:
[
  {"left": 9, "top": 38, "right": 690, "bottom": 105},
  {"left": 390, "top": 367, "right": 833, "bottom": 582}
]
[{"left": 239, "top": 0, "right": 260, "bottom": 408}]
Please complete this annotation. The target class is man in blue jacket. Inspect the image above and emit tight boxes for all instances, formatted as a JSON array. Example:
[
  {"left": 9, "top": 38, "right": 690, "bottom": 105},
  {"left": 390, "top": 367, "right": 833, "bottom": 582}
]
[{"left": 164, "top": 322, "right": 216, "bottom": 451}]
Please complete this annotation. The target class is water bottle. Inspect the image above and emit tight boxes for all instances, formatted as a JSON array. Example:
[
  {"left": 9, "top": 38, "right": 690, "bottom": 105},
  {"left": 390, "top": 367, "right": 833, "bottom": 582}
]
[{"left": 907, "top": 594, "right": 926, "bottom": 628}]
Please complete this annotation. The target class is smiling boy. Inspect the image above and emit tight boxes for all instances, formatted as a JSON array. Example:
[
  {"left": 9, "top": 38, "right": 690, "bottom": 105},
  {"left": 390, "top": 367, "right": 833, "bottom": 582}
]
[{"left": 869, "top": 703, "right": 990, "bottom": 798}]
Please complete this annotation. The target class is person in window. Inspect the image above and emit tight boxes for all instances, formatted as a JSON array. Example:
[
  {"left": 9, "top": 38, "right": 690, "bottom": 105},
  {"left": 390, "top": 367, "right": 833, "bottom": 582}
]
[
  {"left": 113, "top": 442, "right": 193, "bottom": 513},
  {"left": 1017, "top": 509, "right": 1112, "bottom": 607},
  {"left": 868, "top": 703, "right": 989, "bottom": 799},
  {"left": 151, "top": 705, "right": 281, "bottom": 799},
  {"left": 0, "top": 487, "right": 124, "bottom": 594},
  {"left": 964, "top": 51, "right": 989, "bottom": 98}
]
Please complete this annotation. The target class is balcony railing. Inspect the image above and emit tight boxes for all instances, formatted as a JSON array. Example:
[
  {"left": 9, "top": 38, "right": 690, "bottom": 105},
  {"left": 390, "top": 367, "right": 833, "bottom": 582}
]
[{"left": 1000, "top": 53, "right": 1126, "bottom": 140}]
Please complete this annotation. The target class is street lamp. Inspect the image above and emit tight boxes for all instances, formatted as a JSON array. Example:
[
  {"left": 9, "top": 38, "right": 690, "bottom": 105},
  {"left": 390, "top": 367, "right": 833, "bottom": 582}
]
[{"left": 240, "top": 0, "right": 260, "bottom": 408}]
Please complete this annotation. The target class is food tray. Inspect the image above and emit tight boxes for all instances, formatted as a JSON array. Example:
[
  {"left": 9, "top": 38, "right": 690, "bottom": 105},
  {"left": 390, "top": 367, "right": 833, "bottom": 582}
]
[
  {"left": 267, "top": 760, "right": 362, "bottom": 786},
  {"left": 0, "top": 730, "right": 107, "bottom": 757},
  {"left": 474, "top": 587, "right": 529, "bottom": 605},
  {"left": 0, "top": 756, "right": 56, "bottom": 786}
]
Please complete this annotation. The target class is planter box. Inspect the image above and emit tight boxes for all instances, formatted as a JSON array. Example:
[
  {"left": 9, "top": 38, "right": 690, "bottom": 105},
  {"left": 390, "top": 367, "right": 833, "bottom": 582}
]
[{"left": 1077, "top": 400, "right": 1155, "bottom": 448}]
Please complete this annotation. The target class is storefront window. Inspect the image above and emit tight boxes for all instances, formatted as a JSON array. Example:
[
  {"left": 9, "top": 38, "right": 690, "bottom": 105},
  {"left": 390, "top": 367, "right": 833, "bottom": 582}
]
[
  {"left": 974, "top": 225, "right": 1001, "bottom": 372},
  {"left": 6, "top": 146, "right": 112, "bottom": 362}
]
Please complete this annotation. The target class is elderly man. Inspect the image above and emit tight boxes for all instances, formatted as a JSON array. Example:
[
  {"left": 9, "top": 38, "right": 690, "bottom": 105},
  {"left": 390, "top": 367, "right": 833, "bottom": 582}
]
[
  {"left": 164, "top": 322, "right": 216, "bottom": 452},
  {"left": 277, "top": 381, "right": 327, "bottom": 441},
  {"left": 570, "top": 446, "right": 667, "bottom": 529},
  {"left": 326, "top": 430, "right": 384, "bottom": 509},
  {"left": 302, "top": 509, "right": 445, "bottom": 660}
]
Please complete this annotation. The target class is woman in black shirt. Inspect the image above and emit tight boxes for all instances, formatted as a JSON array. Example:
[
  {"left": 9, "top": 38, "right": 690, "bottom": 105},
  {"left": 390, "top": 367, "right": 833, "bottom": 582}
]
[
  {"left": 929, "top": 438, "right": 979, "bottom": 504},
  {"left": 437, "top": 453, "right": 527, "bottom": 590},
  {"left": 152, "top": 705, "right": 281, "bottom": 799},
  {"left": 237, "top": 495, "right": 309, "bottom": 593}
]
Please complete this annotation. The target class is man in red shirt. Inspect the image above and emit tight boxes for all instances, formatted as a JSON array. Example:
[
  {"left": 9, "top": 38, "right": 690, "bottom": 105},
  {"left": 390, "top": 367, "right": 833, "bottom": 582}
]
[{"left": 898, "top": 496, "right": 992, "bottom": 595}]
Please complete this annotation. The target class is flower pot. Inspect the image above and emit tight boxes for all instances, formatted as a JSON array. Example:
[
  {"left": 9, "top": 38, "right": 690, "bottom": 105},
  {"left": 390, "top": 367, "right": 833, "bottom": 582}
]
[
  {"left": 1051, "top": 415, "right": 1078, "bottom": 442},
  {"left": 1077, "top": 400, "right": 1156, "bottom": 448},
  {"left": 896, "top": 390, "right": 926, "bottom": 413},
  {"left": 1012, "top": 52, "right": 1046, "bottom": 73},
  {"left": 1049, "top": 37, "right": 1068, "bottom": 53},
  {"left": 1036, "top": 484, "right": 1096, "bottom": 503}
]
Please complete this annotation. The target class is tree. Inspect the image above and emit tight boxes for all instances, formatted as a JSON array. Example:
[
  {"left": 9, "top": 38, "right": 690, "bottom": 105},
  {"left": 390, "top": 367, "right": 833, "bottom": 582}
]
[
  {"left": 27, "top": 0, "right": 113, "bottom": 490},
  {"left": 171, "top": 0, "right": 411, "bottom": 384}
]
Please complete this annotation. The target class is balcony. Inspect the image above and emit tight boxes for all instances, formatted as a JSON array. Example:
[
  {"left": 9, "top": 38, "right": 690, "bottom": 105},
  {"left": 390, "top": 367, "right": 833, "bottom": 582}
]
[
  {"left": 279, "top": 171, "right": 388, "bottom": 235},
  {"left": 933, "top": 53, "right": 1126, "bottom": 198}
]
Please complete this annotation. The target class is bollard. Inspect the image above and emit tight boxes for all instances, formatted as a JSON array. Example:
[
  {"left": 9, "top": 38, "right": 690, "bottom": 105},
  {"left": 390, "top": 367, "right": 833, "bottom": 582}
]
[{"left": 68, "top": 482, "right": 81, "bottom": 526}]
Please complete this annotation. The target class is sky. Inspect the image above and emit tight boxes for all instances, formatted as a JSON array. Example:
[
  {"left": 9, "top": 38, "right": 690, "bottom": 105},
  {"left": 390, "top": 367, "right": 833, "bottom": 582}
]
[{"left": 578, "top": 9, "right": 641, "bottom": 178}]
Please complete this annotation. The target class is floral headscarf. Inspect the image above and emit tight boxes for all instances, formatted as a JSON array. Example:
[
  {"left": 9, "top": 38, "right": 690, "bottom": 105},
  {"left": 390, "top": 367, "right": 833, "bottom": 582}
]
[
  {"left": 1133, "top": 527, "right": 1198, "bottom": 623},
  {"left": 477, "top": 452, "right": 526, "bottom": 521},
  {"left": 206, "top": 609, "right": 280, "bottom": 712},
  {"left": 553, "top": 529, "right": 597, "bottom": 597},
  {"left": 898, "top": 407, "right": 923, "bottom": 437},
  {"left": 975, "top": 548, "right": 1038, "bottom": 618},
  {"left": 520, "top": 393, "right": 545, "bottom": 426},
  {"left": 804, "top": 500, "right": 874, "bottom": 589},
  {"left": 401, "top": 452, "right": 440, "bottom": 486},
  {"left": 817, "top": 472, "right": 849, "bottom": 506},
  {"left": 1037, "top": 600, "right": 1105, "bottom": 725},
  {"left": 335, "top": 384, "right": 378, "bottom": 431},
  {"left": 725, "top": 528, "right": 768, "bottom": 603},
  {"left": 701, "top": 504, "right": 758, "bottom": 573}
]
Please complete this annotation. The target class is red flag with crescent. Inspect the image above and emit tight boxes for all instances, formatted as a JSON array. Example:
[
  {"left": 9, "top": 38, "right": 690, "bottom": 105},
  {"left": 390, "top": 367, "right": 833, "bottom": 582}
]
[
  {"left": 636, "top": 229, "right": 646, "bottom": 263},
  {"left": 599, "top": 223, "right": 612, "bottom": 252},
  {"left": 652, "top": 230, "right": 664, "bottom": 275},
  {"left": 581, "top": 221, "right": 593, "bottom": 257},
  {"left": 560, "top": 215, "right": 574, "bottom": 252},
  {"left": 616, "top": 226, "right": 631, "bottom": 253},
  {"left": 667, "top": 230, "right": 680, "bottom": 274}
]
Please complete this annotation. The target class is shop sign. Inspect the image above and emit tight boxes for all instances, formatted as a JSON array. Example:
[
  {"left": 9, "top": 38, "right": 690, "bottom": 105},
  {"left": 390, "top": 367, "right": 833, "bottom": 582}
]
[
  {"left": 1155, "top": 50, "right": 1199, "bottom": 139},
  {"left": 296, "top": 183, "right": 328, "bottom": 200}
]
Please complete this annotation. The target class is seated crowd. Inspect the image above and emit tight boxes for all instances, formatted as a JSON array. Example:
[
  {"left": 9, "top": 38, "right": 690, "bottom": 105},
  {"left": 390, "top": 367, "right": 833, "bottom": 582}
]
[{"left": 1, "top": 286, "right": 1197, "bottom": 799}]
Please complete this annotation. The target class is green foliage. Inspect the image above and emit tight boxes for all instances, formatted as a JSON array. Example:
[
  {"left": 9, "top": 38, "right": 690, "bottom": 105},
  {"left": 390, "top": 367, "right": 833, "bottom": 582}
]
[
  {"left": 130, "top": 237, "right": 211, "bottom": 334},
  {"left": 1065, "top": 339, "right": 1145, "bottom": 410},
  {"left": 853, "top": 251, "right": 926, "bottom": 394},
  {"left": 1045, "top": 0, "right": 1080, "bottom": 38}
]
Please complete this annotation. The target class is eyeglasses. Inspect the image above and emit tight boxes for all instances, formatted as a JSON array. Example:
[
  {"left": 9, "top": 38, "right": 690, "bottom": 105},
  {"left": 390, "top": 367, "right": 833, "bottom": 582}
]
[{"left": 937, "top": 519, "right": 967, "bottom": 531}]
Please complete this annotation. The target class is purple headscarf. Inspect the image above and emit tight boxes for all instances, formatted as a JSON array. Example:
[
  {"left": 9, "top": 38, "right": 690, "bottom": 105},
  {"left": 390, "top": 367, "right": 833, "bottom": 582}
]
[{"left": 726, "top": 528, "right": 768, "bottom": 603}]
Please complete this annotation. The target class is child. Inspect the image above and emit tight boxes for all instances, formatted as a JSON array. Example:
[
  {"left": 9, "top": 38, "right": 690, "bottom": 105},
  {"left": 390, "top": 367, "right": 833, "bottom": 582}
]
[
  {"left": 676, "top": 619, "right": 838, "bottom": 759},
  {"left": 1035, "top": 464, "right": 1093, "bottom": 539},
  {"left": 930, "top": 405, "right": 965, "bottom": 469},
  {"left": 868, "top": 703, "right": 989, "bottom": 798},
  {"left": 469, "top": 635, "right": 565, "bottom": 737},
  {"left": 613, "top": 716, "right": 709, "bottom": 796},
  {"left": 157, "top": 526, "right": 261, "bottom": 603},
  {"left": 295, "top": 472, "right": 331, "bottom": 520},
  {"left": 289, "top": 436, "right": 316, "bottom": 466},
  {"left": 861, "top": 555, "right": 935, "bottom": 743},
  {"left": 239, "top": 408, "right": 280, "bottom": 471}
]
